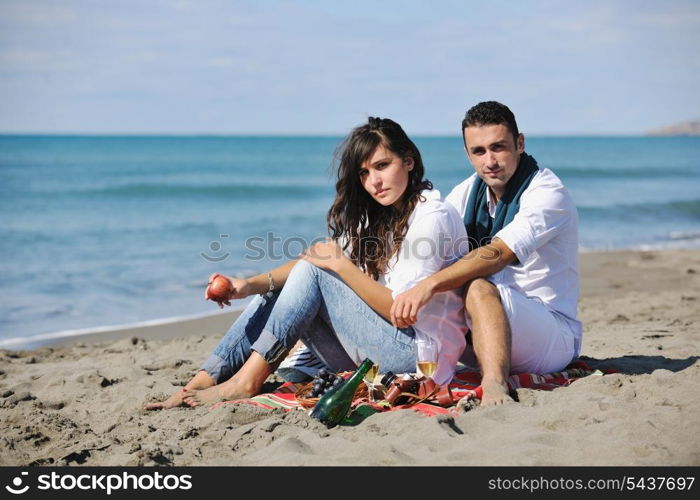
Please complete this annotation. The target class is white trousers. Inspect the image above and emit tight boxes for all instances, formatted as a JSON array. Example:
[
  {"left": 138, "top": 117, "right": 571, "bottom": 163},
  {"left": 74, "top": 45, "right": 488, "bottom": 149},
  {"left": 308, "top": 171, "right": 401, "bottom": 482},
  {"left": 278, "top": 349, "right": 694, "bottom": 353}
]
[{"left": 463, "top": 283, "right": 577, "bottom": 375}]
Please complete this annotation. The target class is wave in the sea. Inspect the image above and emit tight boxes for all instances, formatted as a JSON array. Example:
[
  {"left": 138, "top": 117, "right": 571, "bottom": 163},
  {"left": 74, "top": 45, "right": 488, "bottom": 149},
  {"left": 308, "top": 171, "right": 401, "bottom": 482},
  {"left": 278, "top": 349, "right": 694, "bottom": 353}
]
[
  {"left": 0, "top": 308, "right": 244, "bottom": 350},
  {"left": 551, "top": 166, "right": 695, "bottom": 179},
  {"left": 21, "top": 183, "right": 332, "bottom": 200},
  {"left": 578, "top": 198, "right": 700, "bottom": 217},
  {"left": 669, "top": 229, "right": 700, "bottom": 241}
]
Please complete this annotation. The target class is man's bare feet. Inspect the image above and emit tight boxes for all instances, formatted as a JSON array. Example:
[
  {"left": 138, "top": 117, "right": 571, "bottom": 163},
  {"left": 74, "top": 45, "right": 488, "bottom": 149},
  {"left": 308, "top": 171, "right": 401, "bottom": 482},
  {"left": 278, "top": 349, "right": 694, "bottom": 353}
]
[
  {"left": 182, "top": 378, "right": 257, "bottom": 407},
  {"left": 144, "top": 389, "right": 188, "bottom": 410},
  {"left": 480, "top": 377, "right": 514, "bottom": 407}
]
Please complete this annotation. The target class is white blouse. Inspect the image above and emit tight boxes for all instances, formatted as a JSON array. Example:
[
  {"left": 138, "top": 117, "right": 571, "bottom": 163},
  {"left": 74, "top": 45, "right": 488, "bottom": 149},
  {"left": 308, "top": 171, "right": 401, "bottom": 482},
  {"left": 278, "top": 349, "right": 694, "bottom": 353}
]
[{"left": 374, "top": 189, "right": 469, "bottom": 385}]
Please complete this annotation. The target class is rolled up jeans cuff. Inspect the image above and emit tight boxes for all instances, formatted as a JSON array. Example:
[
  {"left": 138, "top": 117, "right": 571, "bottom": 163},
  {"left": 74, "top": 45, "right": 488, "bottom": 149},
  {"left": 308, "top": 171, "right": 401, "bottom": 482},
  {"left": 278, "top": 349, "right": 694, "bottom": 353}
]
[
  {"left": 200, "top": 353, "right": 229, "bottom": 383},
  {"left": 250, "top": 329, "right": 289, "bottom": 365}
]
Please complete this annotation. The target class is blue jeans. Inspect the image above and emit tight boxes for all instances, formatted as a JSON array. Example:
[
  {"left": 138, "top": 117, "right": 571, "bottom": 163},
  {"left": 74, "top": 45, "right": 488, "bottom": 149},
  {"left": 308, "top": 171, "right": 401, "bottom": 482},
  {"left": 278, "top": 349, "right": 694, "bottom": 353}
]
[{"left": 200, "top": 259, "right": 416, "bottom": 382}]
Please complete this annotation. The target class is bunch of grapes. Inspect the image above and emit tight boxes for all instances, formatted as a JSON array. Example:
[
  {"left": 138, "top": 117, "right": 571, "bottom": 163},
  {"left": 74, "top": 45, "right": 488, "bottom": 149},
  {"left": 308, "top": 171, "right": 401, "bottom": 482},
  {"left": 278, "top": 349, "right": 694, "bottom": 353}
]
[{"left": 310, "top": 368, "right": 344, "bottom": 398}]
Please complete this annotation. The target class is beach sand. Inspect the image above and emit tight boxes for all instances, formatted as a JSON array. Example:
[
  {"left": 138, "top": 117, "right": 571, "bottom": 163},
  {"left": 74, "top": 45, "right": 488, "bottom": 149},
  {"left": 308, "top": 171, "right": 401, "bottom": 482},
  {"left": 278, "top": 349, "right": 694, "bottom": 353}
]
[{"left": 1, "top": 250, "right": 698, "bottom": 466}]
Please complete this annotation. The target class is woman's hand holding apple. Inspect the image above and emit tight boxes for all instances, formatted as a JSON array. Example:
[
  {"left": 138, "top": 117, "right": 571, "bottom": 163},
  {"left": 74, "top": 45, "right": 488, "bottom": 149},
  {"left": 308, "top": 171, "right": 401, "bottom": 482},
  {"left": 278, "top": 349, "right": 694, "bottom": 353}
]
[{"left": 205, "top": 273, "right": 252, "bottom": 308}]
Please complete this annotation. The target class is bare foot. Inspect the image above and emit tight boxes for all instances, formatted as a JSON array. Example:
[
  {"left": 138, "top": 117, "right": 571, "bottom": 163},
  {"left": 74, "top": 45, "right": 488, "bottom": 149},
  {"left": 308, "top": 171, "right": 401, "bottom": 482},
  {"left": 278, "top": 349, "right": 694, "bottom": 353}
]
[
  {"left": 144, "top": 370, "right": 217, "bottom": 410},
  {"left": 480, "top": 378, "right": 514, "bottom": 407},
  {"left": 144, "top": 389, "right": 187, "bottom": 410},
  {"left": 182, "top": 379, "right": 256, "bottom": 407}
]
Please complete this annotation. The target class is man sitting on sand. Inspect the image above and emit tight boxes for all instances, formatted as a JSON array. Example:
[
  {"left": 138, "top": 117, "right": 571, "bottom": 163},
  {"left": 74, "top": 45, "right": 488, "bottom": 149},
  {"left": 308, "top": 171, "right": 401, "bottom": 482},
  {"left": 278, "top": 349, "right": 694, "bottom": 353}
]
[{"left": 390, "top": 101, "right": 581, "bottom": 406}]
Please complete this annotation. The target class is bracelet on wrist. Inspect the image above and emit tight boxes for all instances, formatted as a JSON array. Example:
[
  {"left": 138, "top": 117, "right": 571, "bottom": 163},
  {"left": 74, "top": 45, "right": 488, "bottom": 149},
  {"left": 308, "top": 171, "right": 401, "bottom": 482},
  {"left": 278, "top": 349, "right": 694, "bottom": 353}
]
[{"left": 260, "top": 272, "right": 275, "bottom": 296}]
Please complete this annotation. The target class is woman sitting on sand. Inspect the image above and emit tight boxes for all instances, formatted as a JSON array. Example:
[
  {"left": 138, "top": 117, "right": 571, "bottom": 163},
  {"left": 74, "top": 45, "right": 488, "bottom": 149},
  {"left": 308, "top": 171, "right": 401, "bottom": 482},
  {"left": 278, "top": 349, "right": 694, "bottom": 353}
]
[{"left": 146, "top": 117, "right": 468, "bottom": 409}]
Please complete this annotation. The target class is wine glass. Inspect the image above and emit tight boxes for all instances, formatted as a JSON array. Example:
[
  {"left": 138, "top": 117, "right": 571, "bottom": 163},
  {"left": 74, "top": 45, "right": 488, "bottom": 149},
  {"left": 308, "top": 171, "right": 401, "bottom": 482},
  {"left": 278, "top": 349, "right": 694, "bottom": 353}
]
[
  {"left": 415, "top": 335, "right": 438, "bottom": 379},
  {"left": 363, "top": 361, "right": 379, "bottom": 402}
]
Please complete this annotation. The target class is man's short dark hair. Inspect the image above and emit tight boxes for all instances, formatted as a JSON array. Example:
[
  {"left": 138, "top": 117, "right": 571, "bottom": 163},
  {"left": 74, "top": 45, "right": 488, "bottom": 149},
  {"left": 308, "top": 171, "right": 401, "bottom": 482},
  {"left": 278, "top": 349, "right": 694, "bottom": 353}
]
[{"left": 461, "top": 101, "right": 519, "bottom": 146}]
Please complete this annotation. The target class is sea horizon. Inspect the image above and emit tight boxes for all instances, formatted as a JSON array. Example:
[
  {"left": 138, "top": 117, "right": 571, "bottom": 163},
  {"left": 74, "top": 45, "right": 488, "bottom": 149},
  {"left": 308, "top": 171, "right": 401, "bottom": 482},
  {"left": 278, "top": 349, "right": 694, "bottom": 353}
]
[{"left": 0, "top": 132, "right": 688, "bottom": 138}]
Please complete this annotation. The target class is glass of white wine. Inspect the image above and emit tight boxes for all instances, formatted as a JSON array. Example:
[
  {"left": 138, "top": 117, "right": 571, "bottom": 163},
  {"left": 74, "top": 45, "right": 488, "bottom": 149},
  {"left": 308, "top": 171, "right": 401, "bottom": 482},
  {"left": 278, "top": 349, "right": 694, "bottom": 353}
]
[
  {"left": 363, "top": 361, "right": 379, "bottom": 402},
  {"left": 415, "top": 335, "right": 438, "bottom": 379}
]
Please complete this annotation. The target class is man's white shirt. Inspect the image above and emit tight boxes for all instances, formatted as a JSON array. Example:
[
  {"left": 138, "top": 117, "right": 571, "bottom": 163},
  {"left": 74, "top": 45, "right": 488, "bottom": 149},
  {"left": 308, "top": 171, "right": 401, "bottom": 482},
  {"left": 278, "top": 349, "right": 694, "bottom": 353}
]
[{"left": 445, "top": 168, "right": 582, "bottom": 356}]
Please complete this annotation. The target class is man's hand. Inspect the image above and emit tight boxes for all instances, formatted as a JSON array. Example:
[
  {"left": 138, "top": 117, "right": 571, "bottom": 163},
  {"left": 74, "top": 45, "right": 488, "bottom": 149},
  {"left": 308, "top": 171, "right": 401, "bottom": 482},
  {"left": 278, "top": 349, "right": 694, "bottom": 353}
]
[
  {"left": 205, "top": 273, "right": 252, "bottom": 308},
  {"left": 390, "top": 278, "right": 436, "bottom": 329}
]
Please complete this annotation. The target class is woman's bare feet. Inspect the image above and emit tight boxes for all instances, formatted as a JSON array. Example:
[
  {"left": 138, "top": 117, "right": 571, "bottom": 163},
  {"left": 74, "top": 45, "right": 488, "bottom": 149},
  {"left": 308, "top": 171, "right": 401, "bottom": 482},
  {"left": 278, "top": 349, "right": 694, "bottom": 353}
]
[
  {"left": 183, "top": 350, "right": 274, "bottom": 407},
  {"left": 144, "top": 389, "right": 188, "bottom": 410},
  {"left": 182, "top": 377, "right": 257, "bottom": 407},
  {"left": 144, "top": 370, "right": 216, "bottom": 410}
]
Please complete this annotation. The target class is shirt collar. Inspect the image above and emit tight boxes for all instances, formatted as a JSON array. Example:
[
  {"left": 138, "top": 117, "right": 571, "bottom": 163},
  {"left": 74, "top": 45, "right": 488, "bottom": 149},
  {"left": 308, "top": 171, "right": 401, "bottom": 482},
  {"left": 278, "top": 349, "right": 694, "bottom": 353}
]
[{"left": 486, "top": 187, "right": 497, "bottom": 218}]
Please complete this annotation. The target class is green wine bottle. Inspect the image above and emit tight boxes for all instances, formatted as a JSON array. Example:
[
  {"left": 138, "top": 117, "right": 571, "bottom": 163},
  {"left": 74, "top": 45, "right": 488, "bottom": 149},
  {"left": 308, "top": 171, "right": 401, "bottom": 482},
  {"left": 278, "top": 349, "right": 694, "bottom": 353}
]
[{"left": 309, "top": 358, "right": 374, "bottom": 428}]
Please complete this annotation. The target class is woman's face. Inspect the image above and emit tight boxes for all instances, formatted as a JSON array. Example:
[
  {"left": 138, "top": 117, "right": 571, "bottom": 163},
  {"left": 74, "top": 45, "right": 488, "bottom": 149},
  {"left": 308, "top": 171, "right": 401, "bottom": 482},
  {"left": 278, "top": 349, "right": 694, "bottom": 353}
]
[{"left": 359, "top": 144, "right": 414, "bottom": 209}]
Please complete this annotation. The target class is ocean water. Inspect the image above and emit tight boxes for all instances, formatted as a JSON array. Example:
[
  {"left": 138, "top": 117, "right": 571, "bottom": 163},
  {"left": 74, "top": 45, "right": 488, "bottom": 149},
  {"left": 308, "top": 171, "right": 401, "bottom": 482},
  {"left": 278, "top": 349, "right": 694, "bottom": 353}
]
[{"left": 1, "top": 135, "right": 699, "bottom": 346}]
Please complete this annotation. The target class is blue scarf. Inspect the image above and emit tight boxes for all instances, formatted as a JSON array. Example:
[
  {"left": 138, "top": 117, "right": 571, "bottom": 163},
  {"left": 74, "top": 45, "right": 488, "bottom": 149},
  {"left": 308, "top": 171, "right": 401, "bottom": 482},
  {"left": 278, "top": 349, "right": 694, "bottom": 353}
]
[{"left": 463, "top": 152, "right": 539, "bottom": 251}]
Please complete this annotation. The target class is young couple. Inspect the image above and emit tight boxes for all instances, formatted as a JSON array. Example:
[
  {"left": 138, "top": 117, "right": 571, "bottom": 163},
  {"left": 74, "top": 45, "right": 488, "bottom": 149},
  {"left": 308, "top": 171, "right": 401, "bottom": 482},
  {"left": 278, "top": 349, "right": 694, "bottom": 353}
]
[{"left": 146, "top": 101, "right": 581, "bottom": 410}]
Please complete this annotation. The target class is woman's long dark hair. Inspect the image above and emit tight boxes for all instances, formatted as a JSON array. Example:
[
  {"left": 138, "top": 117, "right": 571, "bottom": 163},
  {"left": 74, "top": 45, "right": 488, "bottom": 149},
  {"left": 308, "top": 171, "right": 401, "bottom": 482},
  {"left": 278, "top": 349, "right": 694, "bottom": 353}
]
[{"left": 327, "top": 117, "right": 432, "bottom": 280}]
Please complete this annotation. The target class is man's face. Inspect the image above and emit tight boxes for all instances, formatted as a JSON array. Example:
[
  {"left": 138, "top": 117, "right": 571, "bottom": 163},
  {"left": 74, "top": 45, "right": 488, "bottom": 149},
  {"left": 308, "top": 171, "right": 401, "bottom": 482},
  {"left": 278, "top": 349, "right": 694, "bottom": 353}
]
[{"left": 464, "top": 124, "right": 524, "bottom": 199}]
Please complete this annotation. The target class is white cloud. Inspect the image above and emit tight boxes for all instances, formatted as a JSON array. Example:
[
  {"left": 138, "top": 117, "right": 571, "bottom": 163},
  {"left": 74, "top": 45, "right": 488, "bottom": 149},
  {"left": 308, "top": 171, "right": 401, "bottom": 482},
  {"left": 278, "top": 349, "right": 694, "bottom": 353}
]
[
  {"left": 0, "top": 48, "right": 79, "bottom": 72},
  {"left": 0, "top": 0, "right": 698, "bottom": 134},
  {"left": 0, "top": 0, "right": 77, "bottom": 27}
]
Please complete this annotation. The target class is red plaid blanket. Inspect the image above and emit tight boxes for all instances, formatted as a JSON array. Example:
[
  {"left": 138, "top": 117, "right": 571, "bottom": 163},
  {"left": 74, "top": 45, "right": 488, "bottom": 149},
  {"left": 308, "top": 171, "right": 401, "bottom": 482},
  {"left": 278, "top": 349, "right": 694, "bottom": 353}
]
[{"left": 210, "top": 360, "right": 603, "bottom": 417}]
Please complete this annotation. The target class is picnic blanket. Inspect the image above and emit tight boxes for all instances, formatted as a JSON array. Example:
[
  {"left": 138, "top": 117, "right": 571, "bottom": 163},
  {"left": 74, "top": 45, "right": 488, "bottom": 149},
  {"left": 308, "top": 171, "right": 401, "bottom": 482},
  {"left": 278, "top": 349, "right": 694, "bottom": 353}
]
[{"left": 210, "top": 359, "right": 605, "bottom": 417}]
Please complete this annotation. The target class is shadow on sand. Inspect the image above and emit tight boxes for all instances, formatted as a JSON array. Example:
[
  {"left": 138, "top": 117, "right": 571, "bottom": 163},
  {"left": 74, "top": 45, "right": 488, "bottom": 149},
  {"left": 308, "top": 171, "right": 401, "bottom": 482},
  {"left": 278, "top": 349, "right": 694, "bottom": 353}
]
[{"left": 580, "top": 354, "right": 699, "bottom": 375}]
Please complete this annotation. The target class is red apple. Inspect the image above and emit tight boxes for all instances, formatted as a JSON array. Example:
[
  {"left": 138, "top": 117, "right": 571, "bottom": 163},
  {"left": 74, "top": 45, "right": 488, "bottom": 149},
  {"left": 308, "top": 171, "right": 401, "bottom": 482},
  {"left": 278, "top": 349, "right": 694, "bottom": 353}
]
[{"left": 207, "top": 276, "right": 233, "bottom": 302}]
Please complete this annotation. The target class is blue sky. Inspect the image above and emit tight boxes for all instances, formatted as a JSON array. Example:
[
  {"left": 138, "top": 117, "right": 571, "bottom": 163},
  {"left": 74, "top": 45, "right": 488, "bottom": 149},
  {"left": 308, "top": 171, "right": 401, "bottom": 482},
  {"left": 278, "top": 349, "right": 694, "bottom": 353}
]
[{"left": 1, "top": 0, "right": 699, "bottom": 135}]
